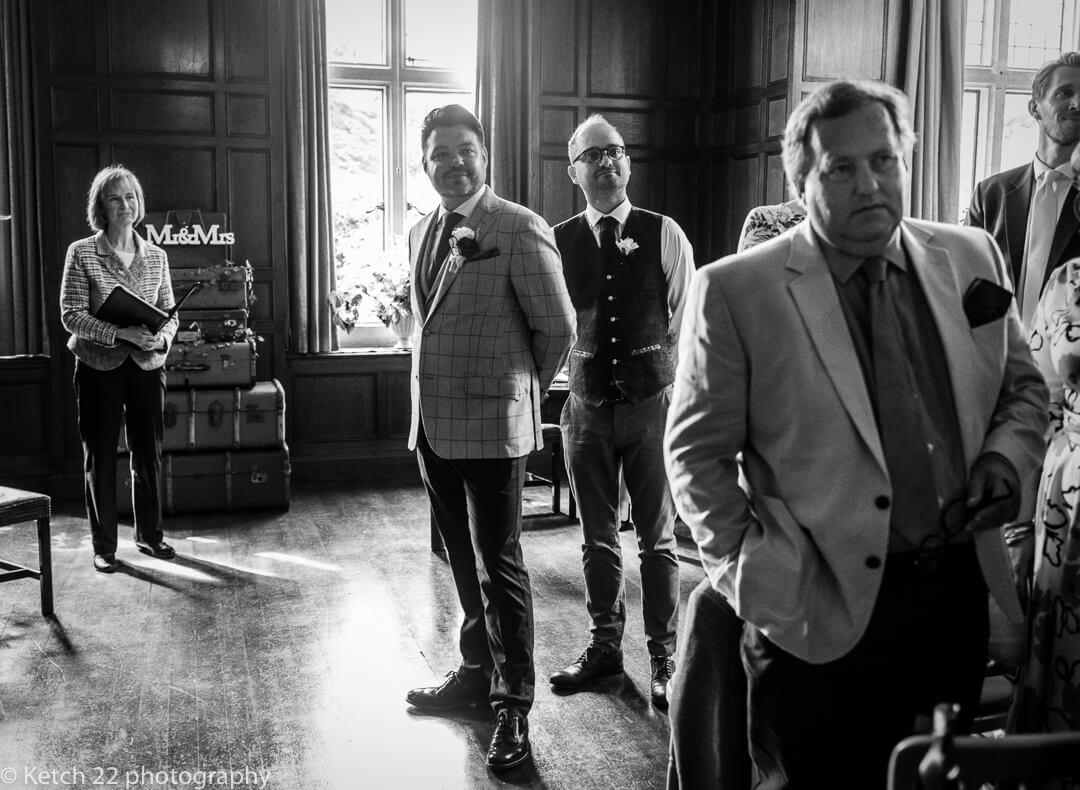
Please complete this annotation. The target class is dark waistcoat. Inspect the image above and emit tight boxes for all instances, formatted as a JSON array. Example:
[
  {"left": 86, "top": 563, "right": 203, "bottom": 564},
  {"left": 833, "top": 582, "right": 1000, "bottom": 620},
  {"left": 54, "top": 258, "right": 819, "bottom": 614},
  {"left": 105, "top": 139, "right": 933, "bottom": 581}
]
[{"left": 554, "top": 208, "right": 673, "bottom": 405}]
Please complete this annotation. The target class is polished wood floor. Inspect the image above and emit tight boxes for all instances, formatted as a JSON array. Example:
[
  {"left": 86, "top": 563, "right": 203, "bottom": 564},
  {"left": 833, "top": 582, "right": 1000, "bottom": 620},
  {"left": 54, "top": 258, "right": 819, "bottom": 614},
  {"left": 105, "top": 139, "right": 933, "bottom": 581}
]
[{"left": 0, "top": 480, "right": 704, "bottom": 790}]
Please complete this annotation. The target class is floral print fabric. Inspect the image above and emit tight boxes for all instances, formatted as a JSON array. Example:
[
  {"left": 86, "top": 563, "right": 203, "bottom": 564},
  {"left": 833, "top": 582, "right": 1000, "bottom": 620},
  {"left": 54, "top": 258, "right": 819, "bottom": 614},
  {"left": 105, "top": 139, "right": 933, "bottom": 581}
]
[{"left": 1013, "top": 259, "right": 1080, "bottom": 733}]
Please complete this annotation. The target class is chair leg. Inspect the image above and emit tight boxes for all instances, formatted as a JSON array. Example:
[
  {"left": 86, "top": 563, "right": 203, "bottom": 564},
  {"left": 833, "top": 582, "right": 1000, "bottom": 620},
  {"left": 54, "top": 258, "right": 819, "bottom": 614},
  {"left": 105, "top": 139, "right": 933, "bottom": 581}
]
[
  {"left": 37, "top": 514, "right": 53, "bottom": 617},
  {"left": 551, "top": 443, "right": 562, "bottom": 515}
]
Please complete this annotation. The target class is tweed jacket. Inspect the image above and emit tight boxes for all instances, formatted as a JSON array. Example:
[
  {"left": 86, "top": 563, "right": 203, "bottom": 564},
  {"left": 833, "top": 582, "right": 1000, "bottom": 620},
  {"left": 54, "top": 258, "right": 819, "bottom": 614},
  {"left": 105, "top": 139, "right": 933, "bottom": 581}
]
[
  {"left": 664, "top": 219, "right": 1049, "bottom": 664},
  {"left": 967, "top": 162, "right": 1080, "bottom": 297},
  {"left": 407, "top": 186, "right": 576, "bottom": 459},
  {"left": 60, "top": 230, "right": 178, "bottom": 371}
]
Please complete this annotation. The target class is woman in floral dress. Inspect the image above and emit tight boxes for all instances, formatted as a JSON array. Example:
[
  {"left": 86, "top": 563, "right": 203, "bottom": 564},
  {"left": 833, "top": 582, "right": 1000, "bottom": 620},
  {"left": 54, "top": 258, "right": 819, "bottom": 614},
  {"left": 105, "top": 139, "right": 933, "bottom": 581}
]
[
  {"left": 736, "top": 198, "right": 805, "bottom": 252},
  {"left": 1011, "top": 258, "right": 1080, "bottom": 733}
]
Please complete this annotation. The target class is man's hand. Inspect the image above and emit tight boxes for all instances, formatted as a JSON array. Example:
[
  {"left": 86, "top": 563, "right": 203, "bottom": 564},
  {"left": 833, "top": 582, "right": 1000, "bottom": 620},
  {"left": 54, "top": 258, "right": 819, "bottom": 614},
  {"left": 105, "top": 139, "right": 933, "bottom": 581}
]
[{"left": 964, "top": 452, "right": 1020, "bottom": 532}]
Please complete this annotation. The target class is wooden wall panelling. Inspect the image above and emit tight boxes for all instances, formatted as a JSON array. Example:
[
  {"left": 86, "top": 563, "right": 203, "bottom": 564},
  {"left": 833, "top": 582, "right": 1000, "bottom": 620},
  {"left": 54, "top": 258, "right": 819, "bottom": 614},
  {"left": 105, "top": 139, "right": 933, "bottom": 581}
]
[
  {"left": 0, "top": 356, "right": 51, "bottom": 491},
  {"left": 30, "top": 0, "right": 288, "bottom": 494}
]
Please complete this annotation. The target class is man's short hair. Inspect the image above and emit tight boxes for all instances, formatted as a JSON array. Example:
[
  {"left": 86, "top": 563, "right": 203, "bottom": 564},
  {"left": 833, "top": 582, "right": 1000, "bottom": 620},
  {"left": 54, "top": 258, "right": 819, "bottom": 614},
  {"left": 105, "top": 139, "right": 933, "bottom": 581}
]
[
  {"left": 566, "top": 113, "right": 622, "bottom": 161},
  {"left": 782, "top": 79, "right": 916, "bottom": 196},
  {"left": 420, "top": 104, "right": 485, "bottom": 153},
  {"left": 1031, "top": 52, "right": 1080, "bottom": 101},
  {"left": 86, "top": 164, "right": 146, "bottom": 231}
]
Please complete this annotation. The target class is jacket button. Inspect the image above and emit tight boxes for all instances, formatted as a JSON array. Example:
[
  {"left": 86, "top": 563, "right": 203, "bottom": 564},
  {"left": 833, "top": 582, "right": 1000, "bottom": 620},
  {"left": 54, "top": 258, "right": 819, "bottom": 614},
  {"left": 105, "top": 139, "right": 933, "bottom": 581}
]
[
  {"left": 865, "top": 555, "right": 882, "bottom": 569},
  {"left": 875, "top": 495, "right": 889, "bottom": 509}
]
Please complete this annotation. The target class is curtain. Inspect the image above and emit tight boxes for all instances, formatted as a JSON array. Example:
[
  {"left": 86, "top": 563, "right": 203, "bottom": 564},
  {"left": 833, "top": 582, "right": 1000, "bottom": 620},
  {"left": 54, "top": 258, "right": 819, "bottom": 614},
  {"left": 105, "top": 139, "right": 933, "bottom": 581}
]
[
  {"left": 900, "top": 0, "right": 965, "bottom": 223},
  {"left": 284, "top": 0, "right": 335, "bottom": 353},
  {"left": 475, "top": 0, "right": 531, "bottom": 206},
  {"left": 0, "top": 0, "right": 46, "bottom": 355}
]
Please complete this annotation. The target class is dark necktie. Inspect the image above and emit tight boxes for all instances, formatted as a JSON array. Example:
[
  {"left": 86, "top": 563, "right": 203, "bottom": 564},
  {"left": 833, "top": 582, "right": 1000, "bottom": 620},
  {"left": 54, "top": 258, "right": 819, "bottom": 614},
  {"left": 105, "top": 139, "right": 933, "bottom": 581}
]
[
  {"left": 423, "top": 211, "right": 462, "bottom": 301},
  {"left": 598, "top": 215, "right": 619, "bottom": 264},
  {"left": 864, "top": 256, "right": 939, "bottom": 549}
]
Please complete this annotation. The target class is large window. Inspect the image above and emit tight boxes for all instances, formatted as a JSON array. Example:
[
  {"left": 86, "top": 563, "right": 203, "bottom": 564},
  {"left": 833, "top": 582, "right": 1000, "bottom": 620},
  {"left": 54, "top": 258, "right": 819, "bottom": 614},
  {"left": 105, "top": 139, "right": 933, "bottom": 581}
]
[
  {"left": 959, "top": 0, "right": 1080, "bottom": 218},
  {"left": 325, "top": 0, "right": 477, "bottom": 336}
]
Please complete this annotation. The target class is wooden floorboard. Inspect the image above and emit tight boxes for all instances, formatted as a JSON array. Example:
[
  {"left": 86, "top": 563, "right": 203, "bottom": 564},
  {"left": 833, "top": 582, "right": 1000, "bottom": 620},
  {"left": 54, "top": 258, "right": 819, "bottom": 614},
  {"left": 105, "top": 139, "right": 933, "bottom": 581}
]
[{"left": 0, "top": 480, "right": 704, "bottom": 790}]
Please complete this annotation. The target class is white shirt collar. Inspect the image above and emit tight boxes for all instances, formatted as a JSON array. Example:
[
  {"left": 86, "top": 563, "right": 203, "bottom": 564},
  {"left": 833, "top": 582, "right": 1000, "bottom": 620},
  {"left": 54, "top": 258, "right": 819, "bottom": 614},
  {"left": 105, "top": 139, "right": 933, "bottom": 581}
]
[
  {"left": 585, "top": 199, "right": 632, "bottom": 231},
  {"left": 438, "top": 184, "right": 487, "bottom": 224}
]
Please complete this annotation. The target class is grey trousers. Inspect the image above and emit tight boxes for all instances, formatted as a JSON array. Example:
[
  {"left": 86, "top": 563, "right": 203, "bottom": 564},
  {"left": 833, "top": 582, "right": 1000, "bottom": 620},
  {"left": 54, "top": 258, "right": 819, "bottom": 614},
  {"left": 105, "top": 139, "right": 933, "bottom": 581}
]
[{"left": 560, "top": 388, "right": 679, "bottom": 656}]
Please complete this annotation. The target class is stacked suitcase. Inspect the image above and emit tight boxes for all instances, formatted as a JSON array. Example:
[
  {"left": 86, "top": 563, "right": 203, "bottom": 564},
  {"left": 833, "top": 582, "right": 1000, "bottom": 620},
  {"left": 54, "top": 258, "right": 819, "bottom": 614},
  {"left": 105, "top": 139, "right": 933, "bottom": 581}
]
[{"left": 118, "top": 211, "right": 290, "bottom": 514}]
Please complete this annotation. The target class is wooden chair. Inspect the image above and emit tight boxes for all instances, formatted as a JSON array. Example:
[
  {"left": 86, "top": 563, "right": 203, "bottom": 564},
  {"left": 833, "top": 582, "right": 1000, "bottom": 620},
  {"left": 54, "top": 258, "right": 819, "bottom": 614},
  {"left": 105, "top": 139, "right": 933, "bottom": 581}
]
[
  {"left": 889, "top": 706, "right": 1080, "bottom": 790},
  {"left": 0, "top": 485, "right": 53, "bottom": 616},
  {"left": 523, "top": 423, "right": 576, "bottom": 520}
]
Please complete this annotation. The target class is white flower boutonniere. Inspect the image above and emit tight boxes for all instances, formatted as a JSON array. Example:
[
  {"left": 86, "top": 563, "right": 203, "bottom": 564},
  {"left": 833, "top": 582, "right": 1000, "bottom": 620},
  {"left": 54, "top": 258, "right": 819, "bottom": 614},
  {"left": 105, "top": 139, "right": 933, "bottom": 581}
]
[
  {"left": 615, "top": 236, "right": 640, "bottom": 256},
  {"left": 447, "top": 225, "right": 500, "bottom": 272}
]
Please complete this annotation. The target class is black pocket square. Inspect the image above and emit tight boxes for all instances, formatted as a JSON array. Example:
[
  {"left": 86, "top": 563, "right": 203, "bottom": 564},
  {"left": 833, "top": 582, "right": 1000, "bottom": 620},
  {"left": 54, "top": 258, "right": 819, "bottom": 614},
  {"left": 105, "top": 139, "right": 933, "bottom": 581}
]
[
  {"left": 964, "top": 278, "right": 1013, "bottom": 328},
  {"left": 469, "top": 247, "right": 500, "bottom": 261}
]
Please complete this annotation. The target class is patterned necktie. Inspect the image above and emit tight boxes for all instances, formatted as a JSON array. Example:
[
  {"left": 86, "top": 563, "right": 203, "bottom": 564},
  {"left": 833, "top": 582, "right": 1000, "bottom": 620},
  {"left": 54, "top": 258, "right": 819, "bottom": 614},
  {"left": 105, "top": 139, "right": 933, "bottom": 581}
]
[
  {"left": 423, "top": 211, "right": 462, "bottom": 302},
  {"left": 598, "top": 215, "right": 619, "bottom": 263},
  {"left": 864, "top": 256, "right": 939, "bottom": 549},
  {"left": 1021, "top": 169, "right": 1066, "bottom": 323}
]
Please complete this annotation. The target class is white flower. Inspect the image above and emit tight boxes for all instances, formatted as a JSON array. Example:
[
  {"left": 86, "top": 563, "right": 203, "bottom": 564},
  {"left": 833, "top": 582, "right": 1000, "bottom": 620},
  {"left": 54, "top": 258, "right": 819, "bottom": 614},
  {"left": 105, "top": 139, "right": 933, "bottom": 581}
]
[
  {"left": 450, "top": 226, "right": 475, "bottom": 243},
  {"left": 448, "top": 252, "right": 466, "bottom": 272},
  {"left": 616, "top": 236, "right": 640, "bottom": 256}
]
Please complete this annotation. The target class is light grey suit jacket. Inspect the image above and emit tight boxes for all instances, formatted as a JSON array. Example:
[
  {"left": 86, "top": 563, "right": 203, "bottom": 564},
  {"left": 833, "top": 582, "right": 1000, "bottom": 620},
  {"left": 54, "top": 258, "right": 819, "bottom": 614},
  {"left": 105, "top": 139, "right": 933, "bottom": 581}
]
[
  {"left": 664, "top": 218, "right": 1049, "bottom": 664},
  {"left": 407, "top": 186, "right": 576, "bottom": 459}
]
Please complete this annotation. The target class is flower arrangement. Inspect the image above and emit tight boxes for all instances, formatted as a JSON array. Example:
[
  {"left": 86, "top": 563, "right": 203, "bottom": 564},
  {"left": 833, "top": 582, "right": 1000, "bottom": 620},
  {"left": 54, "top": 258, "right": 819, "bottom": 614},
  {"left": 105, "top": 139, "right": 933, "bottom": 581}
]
[
  {"left": 329, "top": 238, "right": 412, "bottom": 332},
  {"left": 615, "top": 236, "right": 640, "bottom": 256},
  {"left": 448, "top": 226, "right": 499, "bottom": 272}
]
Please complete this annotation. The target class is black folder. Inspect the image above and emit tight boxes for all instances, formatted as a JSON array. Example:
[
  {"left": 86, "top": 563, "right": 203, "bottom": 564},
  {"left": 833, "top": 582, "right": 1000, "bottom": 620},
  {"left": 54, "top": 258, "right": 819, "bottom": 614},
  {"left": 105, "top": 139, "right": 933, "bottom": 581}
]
[{"left": 94, "top": 282, "right": 201, "bottom": 333}]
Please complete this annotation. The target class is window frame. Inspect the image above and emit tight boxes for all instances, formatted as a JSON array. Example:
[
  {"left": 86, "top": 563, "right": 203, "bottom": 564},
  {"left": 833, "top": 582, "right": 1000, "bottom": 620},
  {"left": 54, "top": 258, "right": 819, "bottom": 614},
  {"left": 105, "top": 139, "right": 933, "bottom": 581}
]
[{"left": 326, "top": 0, "right": 475, "bottom": 244}]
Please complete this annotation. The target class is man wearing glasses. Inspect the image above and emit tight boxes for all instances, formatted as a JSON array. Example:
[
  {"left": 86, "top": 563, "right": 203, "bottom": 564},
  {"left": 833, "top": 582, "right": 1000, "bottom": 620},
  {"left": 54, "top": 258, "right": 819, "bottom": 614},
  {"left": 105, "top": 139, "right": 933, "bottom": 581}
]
[
  {"left": 548, "top": 115, "right": 693, "bottom": 708},
  {"left": 665, "top": 80, "right": 1048, "bottom": 787}
]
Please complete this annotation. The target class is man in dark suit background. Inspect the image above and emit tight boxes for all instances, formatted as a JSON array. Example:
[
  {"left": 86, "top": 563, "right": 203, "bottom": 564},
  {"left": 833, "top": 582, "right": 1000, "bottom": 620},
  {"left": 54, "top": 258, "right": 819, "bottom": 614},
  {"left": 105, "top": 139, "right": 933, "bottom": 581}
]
[{"left": 967, "top": 51, "right": 1080, "bottom": 325}]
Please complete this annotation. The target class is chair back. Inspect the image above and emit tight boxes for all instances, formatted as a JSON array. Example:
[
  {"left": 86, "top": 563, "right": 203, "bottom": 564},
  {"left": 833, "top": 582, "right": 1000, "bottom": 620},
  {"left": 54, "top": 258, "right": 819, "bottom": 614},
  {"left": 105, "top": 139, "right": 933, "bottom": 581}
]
[{"left": 888, "top": 729, "right": 1080, "bottom": 790}]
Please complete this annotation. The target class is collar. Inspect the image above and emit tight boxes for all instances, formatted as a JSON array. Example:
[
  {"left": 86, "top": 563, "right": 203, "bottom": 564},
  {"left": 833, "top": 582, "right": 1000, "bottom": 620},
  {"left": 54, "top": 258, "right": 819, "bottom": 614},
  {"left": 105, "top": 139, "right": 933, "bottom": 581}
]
[
  {"left": 586, "top": 199, "right": 632, "bottom": 232},
  {"left": 1032, "top": 156, "right": 1073, "bottom": 183},
  {"left": 438, "top": 185, "right": 487, "bottom": 224},
  {"left": 95, "top": 229, "right": 148, "bottom": 257},
  {"left": 815, "top": 227, "right": 905, "bottom": 284}
]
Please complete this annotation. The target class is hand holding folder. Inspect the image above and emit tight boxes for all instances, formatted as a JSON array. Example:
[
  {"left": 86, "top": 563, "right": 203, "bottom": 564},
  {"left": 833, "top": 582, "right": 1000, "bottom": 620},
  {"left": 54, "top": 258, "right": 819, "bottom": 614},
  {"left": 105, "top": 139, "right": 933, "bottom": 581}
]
[{"left": 94, "top": 282, "right": 201, "bottom": 333}]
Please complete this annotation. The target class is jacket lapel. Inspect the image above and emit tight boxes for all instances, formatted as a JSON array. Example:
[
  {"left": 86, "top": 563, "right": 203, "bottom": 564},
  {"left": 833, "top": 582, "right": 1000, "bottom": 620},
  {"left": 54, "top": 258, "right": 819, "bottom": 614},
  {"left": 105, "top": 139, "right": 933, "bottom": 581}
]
[
  {"left": 427, "top": 187, "right": 499, "bottom": 316},
  {"left": 902, "top": 222, "right": 989, "bottom": 467},
  {"left": 411, "top": 211, "right": 439, "bottom": 324},
  {"left": 1002, "top": 164, "right": 1034, "bottom": 286},
  {"left": 1048, "top": 183, "right": 1080, "bottom": 279},
  {"left": 786, "top": 227, "right": 885, "bottom": 468}
]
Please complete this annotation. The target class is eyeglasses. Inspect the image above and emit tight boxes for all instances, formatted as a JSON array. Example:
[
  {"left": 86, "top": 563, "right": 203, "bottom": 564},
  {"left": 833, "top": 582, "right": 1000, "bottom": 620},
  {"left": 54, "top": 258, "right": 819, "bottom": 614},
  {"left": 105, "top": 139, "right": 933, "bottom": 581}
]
[
  {"left": 572, "top": 145, "right": 627, "bottom": 165},
  {"left": 914, "top": 487, "right": 1012, "bottom": 572}
]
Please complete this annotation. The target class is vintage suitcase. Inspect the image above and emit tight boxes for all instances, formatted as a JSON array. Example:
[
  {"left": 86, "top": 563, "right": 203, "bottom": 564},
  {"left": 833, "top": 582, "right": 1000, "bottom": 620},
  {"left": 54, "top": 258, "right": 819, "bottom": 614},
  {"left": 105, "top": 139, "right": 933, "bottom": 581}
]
[
  {"left": 176, "top": 308, "right": 250, "bottom": 343},
  {"left": 165, "top": 338, "right": 257, "bottom": 389},
  {"left": 119, "top": 380, "right": 285, "bottom": 452},
  {"left": 117, "top": 446, "right": 291, "bottom": 515},
  {"left": 142, "top": 210, "right": 232, "bottom": 268},
  {"left": 171, "top": 263, "right": 252, "bottom": 311}
]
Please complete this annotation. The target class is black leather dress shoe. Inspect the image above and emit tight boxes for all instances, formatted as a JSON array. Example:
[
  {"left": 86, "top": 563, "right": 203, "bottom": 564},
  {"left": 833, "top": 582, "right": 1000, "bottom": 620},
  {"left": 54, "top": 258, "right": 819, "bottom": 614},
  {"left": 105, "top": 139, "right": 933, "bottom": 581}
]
[
  {"left": 486, "top": 711, "right": 530, "bottom": 770},
  {"left": 135, "top": 540, "right": 176, "bottom": 559},
  {"left": 406, "top": 671, "right": 488, "bottom": 711},
  {"left": 93, "top": 553, "right": 120, "bottom": 573},
  {"left": 650, "top": 655, "right": 675, "bottom": 708},
  {"left": 549, "top": 644, "right": 623, "bottom": 689}
]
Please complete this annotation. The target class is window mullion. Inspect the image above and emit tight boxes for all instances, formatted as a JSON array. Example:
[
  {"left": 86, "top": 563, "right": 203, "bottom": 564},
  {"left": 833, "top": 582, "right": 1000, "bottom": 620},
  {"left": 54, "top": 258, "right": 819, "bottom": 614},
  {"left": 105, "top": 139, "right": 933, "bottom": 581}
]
[{"left": 387, "top": 0, "right": 407, "bottom": 240}]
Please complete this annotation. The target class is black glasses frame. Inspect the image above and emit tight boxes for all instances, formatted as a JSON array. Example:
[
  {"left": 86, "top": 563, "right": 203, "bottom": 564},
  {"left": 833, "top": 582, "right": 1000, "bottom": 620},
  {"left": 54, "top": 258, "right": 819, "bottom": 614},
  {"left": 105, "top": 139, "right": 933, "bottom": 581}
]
[{"left": 572, "top": 145, "right": 627, "bottom": 165}]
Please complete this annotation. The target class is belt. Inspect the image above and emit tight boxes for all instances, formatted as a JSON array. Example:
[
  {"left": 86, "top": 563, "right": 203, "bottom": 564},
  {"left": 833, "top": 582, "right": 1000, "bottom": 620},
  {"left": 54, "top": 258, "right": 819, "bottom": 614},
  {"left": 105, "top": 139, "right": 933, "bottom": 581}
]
[{"left": 886, "top": 539, "right": 976, "bottom": 575}]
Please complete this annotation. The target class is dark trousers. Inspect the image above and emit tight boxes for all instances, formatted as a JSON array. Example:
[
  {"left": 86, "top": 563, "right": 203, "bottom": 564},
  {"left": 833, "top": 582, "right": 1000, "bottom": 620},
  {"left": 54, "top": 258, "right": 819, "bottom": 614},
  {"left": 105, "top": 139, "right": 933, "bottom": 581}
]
[
  {"left": 74, "top": 358, "right": 166, "bottom": 556},
  {"left": 416, "top": 426, "right": 535, "bottom": 715},
  {"left": 742, "top": 543, "right": 989, "bottom": 790}
]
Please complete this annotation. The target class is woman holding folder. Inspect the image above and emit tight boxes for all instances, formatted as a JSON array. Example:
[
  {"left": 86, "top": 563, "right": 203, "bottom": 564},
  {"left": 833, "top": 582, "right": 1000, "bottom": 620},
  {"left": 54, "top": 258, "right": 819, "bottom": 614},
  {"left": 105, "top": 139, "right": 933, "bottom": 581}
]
[{"left": 59, "top": 164, "right": 178, "bottom": 573}]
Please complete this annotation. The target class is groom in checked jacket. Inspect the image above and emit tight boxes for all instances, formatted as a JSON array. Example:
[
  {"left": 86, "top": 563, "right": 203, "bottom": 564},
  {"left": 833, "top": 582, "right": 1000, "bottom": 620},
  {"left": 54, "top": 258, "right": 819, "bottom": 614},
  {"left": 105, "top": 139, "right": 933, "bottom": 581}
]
[{"left": 403, "top": 104, "right": 576, "bottom": 772}]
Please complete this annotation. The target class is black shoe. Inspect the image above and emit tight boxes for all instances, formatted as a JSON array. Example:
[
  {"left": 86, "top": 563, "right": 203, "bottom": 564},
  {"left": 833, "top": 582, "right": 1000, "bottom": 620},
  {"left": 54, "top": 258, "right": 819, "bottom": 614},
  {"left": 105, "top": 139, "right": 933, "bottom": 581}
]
[
  {"left": 406, "top": 671, "right": 489, "bottom": 711},
  {"left": 549, "top": 644, "right": 624, "bottom": 689},
  {"left": 93, "top": 553, "right": 120, "bottom": 573},
  {"left": 135, "top": 540, "right": 176, "bottom": 559},
  {"left": 650, "top": 654, "right": 675, "bottom": 708},
  {"left": 486, "top": 711, "right": 530, "bottom": 770}
]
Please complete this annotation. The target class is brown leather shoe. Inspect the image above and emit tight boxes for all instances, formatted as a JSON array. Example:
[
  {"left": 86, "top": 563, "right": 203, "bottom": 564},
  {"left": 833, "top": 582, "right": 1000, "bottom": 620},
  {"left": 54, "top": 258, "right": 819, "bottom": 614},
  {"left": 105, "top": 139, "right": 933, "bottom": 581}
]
[
  {"left": 549, "top": 644, "right": 623, "bottom": 689},
  {"left": 406, "top": 671, "right": 488, "bottom": 711},
  {"left": 650, "top": 655, "right": 675, "bottom": 708},
  {"left": 486, "top": 711, "right": 530, "bottom": 770}
]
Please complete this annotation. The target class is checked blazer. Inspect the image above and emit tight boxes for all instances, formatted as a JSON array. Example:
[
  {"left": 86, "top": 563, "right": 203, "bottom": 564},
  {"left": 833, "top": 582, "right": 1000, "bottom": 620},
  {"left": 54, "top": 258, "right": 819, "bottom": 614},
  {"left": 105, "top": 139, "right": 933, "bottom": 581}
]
[{"left": 407, "top": 186, "right": 576, "bottom": 459}]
